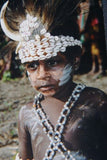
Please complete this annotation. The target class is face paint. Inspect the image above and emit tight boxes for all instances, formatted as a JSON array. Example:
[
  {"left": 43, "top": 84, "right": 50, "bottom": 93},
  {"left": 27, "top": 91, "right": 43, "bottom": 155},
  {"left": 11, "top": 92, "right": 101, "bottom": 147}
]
[
  {"left": 27, "top": 70, "right": 30, "bottom": 76},
  {"left": 25, "top": 53, "right": 71, "bottom": 96},
  {"left": 27, "top": 71, "right": 31, "bottom": 82},
  {"left": 59, "top": 64, "right": 72, "bottom": 86}
]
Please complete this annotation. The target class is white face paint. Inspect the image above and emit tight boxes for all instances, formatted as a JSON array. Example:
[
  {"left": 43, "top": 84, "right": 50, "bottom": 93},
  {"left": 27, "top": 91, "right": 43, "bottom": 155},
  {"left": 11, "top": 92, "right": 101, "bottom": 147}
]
[
  {"left": 27, "top": 71, "right": 31, "bottom": 82},
  {"left": 27, "top": 70, "right": 30, "bottom": 76},
  {"left": 59, "top": 64, "right": 72, "bottom": 86}
]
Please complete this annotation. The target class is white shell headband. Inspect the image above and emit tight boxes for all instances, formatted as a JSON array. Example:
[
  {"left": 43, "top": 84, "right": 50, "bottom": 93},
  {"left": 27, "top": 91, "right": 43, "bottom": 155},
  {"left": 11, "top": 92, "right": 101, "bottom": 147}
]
[
  {"left": 1, "top": 2, "right": 82, "bottom": 63},
  {"left": 16, "top": 14, "right": 82, "bottom": 63}
]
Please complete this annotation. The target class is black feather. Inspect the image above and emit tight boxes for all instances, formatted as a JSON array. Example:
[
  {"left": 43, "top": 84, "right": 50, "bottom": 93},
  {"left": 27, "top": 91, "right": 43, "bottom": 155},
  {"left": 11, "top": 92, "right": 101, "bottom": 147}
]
[
  {"left": 4, "top": 0, "right": 82, "bottom": 31},
  {"left": 0, "top": 41, "right": 18, "bottom": 58},
  {"left": 0, "top": 0, "right": 82, "bottom": 59}
]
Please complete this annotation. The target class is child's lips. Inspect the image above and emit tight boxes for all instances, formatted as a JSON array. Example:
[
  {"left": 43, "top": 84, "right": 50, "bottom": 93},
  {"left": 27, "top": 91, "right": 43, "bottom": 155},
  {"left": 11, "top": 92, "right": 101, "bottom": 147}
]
[{"left": 39, "top": 85, "right": 54, "bottom": 91}]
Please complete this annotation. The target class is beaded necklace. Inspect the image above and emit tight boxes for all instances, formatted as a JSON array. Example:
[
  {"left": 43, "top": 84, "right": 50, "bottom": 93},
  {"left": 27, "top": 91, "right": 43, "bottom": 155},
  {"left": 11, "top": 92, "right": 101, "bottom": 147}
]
[{"left": 33, "top": 84, "right": 85, "bottom": 160}]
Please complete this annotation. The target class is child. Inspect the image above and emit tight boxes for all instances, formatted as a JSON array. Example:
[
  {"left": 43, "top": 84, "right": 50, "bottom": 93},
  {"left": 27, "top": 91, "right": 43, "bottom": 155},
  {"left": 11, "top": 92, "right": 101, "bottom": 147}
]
[{"left": 0, "top": 0, "right": 107, "bottom": 160}]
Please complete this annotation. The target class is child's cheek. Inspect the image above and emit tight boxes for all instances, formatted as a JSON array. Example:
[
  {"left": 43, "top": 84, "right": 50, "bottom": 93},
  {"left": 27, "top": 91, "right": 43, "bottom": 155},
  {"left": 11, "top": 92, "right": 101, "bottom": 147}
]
[
  {"left": 51, "top": 64, "right": 72, "bottom": 87},
  {"left": 27, "top": 71, "right": 37, "bottom": 88},
  {"left": 50, "top": 68, "right": 64, "bottom": 84},
  {"left": 59, "top": 64, "right": 72, "bottom": 86},
  {"left": 27, "top": 71, "right": 31, "bottom": 81}
]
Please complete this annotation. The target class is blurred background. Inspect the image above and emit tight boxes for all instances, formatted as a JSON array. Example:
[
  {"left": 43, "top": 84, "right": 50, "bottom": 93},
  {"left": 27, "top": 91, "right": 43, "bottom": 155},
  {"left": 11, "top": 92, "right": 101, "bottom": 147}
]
[{"left": 0, "top": 0, "right": 107, "bottom": 160}]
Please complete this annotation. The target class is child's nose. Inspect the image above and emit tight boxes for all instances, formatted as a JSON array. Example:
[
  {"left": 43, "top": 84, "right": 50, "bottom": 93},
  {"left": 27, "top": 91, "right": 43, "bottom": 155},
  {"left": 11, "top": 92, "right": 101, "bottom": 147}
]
[{"left": 37, "top": 64, "right": 50, "bottom": 80}]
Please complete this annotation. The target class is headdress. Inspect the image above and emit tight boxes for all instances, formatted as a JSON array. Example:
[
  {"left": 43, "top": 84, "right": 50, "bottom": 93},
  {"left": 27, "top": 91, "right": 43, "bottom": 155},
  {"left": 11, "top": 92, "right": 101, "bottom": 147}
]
[{"left": 0, "top": 0, "right": 82, "bottom": 63}]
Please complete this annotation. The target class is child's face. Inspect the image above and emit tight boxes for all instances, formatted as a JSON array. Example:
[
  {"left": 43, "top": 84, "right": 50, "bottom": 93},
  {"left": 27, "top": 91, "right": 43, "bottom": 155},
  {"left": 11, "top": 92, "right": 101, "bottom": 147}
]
[{"left": 25, "top": 53, "right": 73, "bottom": 96}]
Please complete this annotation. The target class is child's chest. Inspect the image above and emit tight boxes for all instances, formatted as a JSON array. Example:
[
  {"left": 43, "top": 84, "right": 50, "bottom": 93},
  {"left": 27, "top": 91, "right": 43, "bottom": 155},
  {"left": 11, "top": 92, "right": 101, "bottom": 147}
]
[{"left": 27, "top": 104, "right": 100, "bottom": 160}]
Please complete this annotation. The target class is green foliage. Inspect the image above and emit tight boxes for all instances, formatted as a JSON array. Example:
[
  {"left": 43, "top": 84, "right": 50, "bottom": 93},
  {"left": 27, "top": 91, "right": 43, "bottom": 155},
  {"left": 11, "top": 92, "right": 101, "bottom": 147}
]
[
  {"left": 10, "top": 128, "right": 16, "bottom": 137},
  {"left": 2, "top": 71, "right": 11, "bottom": 81},
  {"left": 19, "top": 64, "right": 26, "bottom": 76},
  {"left": 11, "top": 154, "right": 17, "bottom": 160}
]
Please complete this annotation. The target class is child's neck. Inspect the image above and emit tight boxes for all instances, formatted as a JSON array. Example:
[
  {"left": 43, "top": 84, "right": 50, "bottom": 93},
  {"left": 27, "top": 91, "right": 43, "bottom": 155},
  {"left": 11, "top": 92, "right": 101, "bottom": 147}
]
[
  {"left": 53, "top": 80, "right": 76, "bottom": 102},
  {"left": 39, "top": 80, "right": 77, "bottom": 126}
]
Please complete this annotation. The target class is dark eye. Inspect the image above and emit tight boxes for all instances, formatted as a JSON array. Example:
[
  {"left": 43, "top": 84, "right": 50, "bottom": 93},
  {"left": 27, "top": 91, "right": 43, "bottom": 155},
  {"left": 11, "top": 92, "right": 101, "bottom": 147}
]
[
  {"left": 47, "top": 59, "right": 58, "bottom": 66},
  {"left": 26, "top": 61, "right": 39, "bottom": 71},
  {"left": 46, "top": 57, "right": 61, "bottom": 67}
]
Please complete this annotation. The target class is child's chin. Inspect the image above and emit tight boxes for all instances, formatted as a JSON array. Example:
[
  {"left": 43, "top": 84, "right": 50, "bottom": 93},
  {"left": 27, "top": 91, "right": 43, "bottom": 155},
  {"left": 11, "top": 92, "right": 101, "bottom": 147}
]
[{"left": 40, "top": 89, "right": 56, "bottom": 97}]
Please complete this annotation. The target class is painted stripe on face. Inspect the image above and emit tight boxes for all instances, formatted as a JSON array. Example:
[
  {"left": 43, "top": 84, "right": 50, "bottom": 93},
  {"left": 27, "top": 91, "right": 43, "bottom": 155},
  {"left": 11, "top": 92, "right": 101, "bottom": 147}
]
[
  {"left": 27, "top": 71, "right": 30, "bottom": 76},
  {"left": 27, "top": 71, "right": 31, "bottom": 82},
  {"left": 59, "top": 64, "right": 72, "bottom": 86}
]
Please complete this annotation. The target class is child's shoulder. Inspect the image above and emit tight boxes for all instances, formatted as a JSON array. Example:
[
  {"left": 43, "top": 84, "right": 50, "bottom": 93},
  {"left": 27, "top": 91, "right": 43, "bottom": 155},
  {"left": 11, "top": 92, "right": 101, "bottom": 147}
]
[
  {"left": 78, "top": 85, "right": 107, "bottom": 125},
  {"left": 79, "top": 85, "right": 107, "bottom": 108},
  {"left": 18, "top": 101, "right": 34, "bottom": 121},
  {"left": 20, "top": 101, "right": 33, "bottom": 111},
  {"left": 84, "top": 86, "right": 107, "bottom": 100}
]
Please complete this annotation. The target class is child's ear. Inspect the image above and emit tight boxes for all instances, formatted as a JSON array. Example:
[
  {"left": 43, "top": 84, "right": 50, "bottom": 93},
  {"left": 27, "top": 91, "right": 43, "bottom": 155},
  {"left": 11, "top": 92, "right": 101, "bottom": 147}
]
[{"left": 74, "top": 57, "right": 80, "bottom": 71}]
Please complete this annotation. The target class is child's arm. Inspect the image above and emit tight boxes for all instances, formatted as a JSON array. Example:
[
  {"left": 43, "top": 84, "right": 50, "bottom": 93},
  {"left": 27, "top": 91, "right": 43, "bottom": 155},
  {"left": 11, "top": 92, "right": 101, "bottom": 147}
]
[
  {"left": 17, "top": 106, "right": 33, "bottom": 160},
  {"left": 99, "top": 93, "right": 107, "bottom": 128}
]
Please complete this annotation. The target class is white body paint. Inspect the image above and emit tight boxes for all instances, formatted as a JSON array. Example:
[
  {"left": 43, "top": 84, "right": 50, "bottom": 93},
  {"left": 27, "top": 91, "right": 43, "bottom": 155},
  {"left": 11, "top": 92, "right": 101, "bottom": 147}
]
[
  {"left": 27, "top": 71, "right": 32, "bottom": 82},
  {"left": 59, "top": 64, "right": 72, "bottom": 86},
  {"left": 27, "top": 71, "right": 30, "bottom": 76}
]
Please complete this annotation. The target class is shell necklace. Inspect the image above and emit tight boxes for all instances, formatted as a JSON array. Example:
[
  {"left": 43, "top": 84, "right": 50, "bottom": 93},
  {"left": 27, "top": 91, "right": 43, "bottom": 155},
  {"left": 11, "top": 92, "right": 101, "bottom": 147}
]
[{"left": 33, "top": 84, "right": 85, "bottom": 160}]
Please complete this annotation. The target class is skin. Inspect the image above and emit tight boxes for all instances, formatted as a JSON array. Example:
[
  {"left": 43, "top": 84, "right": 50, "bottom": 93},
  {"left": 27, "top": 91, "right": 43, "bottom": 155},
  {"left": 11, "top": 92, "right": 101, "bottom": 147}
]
[
  {"left": 18, "top": 53, "right": 107, "bottom": 160},
  {"left": 25, "top": 52, "right": 73, "bottom": 97},
  {"left": 18, "top": 80, "right": 107, "bottom": 160},
  {"left": 59, "top": 64, "right": 72, "bottom": 86}
]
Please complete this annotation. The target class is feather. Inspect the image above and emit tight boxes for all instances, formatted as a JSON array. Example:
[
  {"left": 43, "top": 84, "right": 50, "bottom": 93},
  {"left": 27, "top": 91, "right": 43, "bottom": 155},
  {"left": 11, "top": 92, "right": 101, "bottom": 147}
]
[
  {"left": 4, "top": 0, "right": 82, "bottom": 31},
  {"left": 6, "top": 0, "right": 26, "bottom": 31},
  {"left": 0, "top": 41, "right": 18, "bottom": 59},
  {"left": 0, "top": 0, "right": 82, "bottom": 58}
]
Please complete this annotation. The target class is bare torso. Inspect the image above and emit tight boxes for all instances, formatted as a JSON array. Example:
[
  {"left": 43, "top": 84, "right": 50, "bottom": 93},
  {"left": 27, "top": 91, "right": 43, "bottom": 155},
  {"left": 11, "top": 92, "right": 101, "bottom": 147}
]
[{"left": 18, "top": 86, "right": 107, "bottom": 160}]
